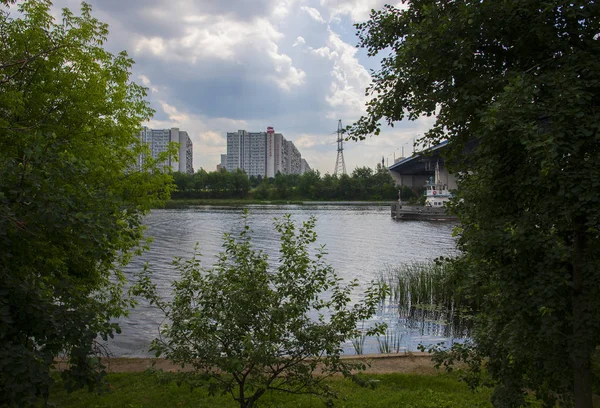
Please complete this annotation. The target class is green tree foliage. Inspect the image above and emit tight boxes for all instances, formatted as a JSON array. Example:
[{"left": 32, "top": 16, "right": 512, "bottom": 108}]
[
  {"left": 134, "top": 213, "right": 387, "bottom": 408},
  {"left": 171, "top": 168, "right": 249, "bottom": 199},
  {"left": 173, "top": 167, "right": 399, "bottom": 201},
  {"left": 0, "top": 1, "right": 173, "bottom": 405},
  {"left": 348, "top": 1, "right": 600, "bottom": 406}
]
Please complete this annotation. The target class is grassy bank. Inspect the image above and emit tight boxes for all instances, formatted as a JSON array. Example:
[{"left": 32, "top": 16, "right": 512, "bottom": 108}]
[
  {"left": 50, "top": 371, "right": 493, "bottom": 407},
  {"left": 162, "top": 198, "right": 394, "bottom": 208},
  {"left": 163, "top": 198, "right": 305, "bottom": 208}
]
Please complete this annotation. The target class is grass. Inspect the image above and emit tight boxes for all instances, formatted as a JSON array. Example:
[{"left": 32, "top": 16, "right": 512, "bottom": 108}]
[
  {"left": 49, "top": 371, "right": 494, "bottom": 407},
  {"left": 162, "top": 198, "right": 305, "bottom": 208},
  {"left": 162, "top": 198, "right": 395, "bottom": 208}
]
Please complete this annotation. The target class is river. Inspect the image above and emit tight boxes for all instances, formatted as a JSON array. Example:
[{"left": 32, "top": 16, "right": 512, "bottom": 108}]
[{"left": 108, "top": 204, "right": 459, "bottom": 357}]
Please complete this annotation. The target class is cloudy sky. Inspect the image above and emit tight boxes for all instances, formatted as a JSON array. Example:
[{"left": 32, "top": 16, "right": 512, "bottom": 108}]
[{"left": 46, "top": 0, "right": 433, "bottom": 173}]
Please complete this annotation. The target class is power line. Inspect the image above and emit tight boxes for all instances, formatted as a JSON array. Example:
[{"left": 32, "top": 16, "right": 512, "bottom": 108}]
[{"left": 333, "top": 120, "right": 347, "bottom": 176}]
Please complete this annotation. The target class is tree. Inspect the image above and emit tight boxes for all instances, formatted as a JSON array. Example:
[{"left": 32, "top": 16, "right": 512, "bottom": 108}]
[
  {"left": 231, "top": 168, "right": 250, "bottom": 198},
  {"left": 0, "top": 1, "right": 173, "bottom": 405},
  {"left": 298, "top": 169, "right": 321, "bottom": 199},
  {"left": 337, "top": 173, "right": 354, "bottom": 199},
  {"left": 351, "top": 167, "right": 373, "bottom": 199},
  {"left": 348, "top": 1, "right": 600, "bottom": 407},
  {"left": 172, "top": 171, "right": 194, "bottom": 193},
  {"left": 135, "top": 213, "right": 387, "bottom": 408},
  {"left": 252, "top": 176, "right": 271, "bottom": 200},
  {"left": 273, "top": 171, "right": 289, "bottom": 199},
  {"left": 372, "top": 164, "right": 397, "bottom": 200},
  {"left": 321, "top": 173, "right": 338, "bottom": 200}
]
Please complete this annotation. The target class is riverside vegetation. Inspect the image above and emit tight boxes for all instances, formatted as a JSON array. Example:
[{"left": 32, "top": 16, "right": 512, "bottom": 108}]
[
  {"left": 0, "top": 1, "right": 175, "bottom": 406},
  {"left": 348, "top": 0, "right": 600, "bottom": 406},
  {"left": 170, "top": 164, "right": 411, "bottom": 203},
  {"left": 379, "top": 262, "right": 475, "bottom": 341}
]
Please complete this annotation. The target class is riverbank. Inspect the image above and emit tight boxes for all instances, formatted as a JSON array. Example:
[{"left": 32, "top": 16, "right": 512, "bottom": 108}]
[
  {"left": 50, "top": 354, "right": 495, "bottom": 408},
  {"left": 163, "top": 199, "right": 395, "bottom": 208},
  {"left": 78, "top": 353, "right": 437, "bottom": 375}
]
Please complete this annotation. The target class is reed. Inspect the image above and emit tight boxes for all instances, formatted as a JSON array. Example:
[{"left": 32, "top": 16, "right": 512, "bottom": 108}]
[
  {"left": 351, "top": 333, "right": 366, "bottom": 355},
  {"left": 376, "top": 328, "right": 404, "bottom": 354},
  {"left": 379, "top": 262, "right": 473, "bottom": 338}
]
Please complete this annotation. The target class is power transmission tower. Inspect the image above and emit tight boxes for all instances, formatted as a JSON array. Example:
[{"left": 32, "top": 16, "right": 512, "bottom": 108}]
[{"left": 334, "top": 119, "right": 346, "bottom": 175}]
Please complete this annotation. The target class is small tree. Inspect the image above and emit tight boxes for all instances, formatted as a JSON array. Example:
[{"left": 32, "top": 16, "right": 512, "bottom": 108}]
[{"left": 135, "top": 213, "right": 386, "bottom": 408}]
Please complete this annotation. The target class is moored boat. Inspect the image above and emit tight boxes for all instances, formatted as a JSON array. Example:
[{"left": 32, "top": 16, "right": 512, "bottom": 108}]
[{"left": 392, "top": 162, "right": 457, "bottom": 221}]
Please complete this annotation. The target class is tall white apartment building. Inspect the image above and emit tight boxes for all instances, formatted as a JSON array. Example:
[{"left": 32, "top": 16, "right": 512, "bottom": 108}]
[
  {"left": 138, "top": 127, "right": 193, "bottom": 174},
  {"left": 226, "top": 130, "right": 249, "bottom": 174},
  {"left": 248, "top": 132, "right": 267, "bottom": 176},
  {"left": 300, "top": 158, "right": 311, "bottom": 174},
  {"left": 286, "top": 140, "right": 302, "bottom": 175},
  {"left": 266, "top": 129, "right": 285, "bottom": 177},
  {"left": 226, "top": 127, "right": 309, "bottom": 177}
]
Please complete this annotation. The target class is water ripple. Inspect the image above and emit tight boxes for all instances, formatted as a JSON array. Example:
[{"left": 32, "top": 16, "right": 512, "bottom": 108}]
[{"left": 107, "top": 205, "right": 458, "bottom": 357}]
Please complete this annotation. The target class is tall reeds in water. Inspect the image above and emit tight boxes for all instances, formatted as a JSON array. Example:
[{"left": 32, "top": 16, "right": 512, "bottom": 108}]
[{"left": 379, "top": 262, "right": 473, "bottom": 339}]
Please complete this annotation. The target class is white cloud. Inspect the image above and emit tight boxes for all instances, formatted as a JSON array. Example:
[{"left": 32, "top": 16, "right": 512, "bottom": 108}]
[
  {"left": 319, "top": 0, "right": 407, "bottom": 23},
  {"left": 292, "top": 36, "right": 306, "bottom": 47},
  {"left": 133, "top": 15, "right": 305, "bottom": 91},
  {"left": 48, "top": 0, "right": 433, "bottom": 174},
  {"left": 309, "top": 29, "right": 371, "bottom": 120},
  {"left": 294, "top": 134, "right": 329, "bottom": 149},
  {"left": 137, "top": 74, "right": 158, "bottom": 93},
  {"left": 272, "top": 0, "right": 299, "bottom": 19},
  {"left": 159, "top": 102, "right": 186, "bottom": 122},
  {"left": 310, "top": 46, "right": 335, "bottom": 58},
  {"left": 301, "top": 6, "right": 326, "bottom": 23},
  {"left": 199, "top": 131, "right": 226, "bottom": 147}
]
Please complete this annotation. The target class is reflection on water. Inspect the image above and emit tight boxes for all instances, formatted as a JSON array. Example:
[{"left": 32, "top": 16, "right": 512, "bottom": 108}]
[{"left": 108, "top": 204, "right": 460, "bottom": 357}]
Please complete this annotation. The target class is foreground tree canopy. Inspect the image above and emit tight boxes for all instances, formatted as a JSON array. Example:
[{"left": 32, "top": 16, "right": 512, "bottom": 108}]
[
  {"left": 135, "top": 213, "right": 387, "bottom": 408},
  {"left": 349, "top": 1, "right": 600, "bottom": 407},
  {"left": 0, "top": 1, "right": 173, "bottom": 405}
]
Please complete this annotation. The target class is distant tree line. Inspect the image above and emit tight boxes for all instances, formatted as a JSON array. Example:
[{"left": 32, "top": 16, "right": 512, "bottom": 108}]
[{"left": 171, "top": 164, "right": 407, "bottom": 201}]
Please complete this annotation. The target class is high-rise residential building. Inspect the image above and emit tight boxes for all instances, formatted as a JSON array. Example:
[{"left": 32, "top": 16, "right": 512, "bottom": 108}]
[
  {"left": 225, "top": 127, "right": 309, "bottom": 177},
  {"left": 138, "top": 127, "right": 193, "bottom": 174},
  {"left": 300, "top": 158, "right": 311, "bottom": 175},
  {"left": 286, "top": 140, "right": 302, "bottom": 175},
  {"left": 248, "top": 132, "right": 267, "bottom": 176},
  {"left": 220, "top": 154, "right": 227, "bottom": 170}
]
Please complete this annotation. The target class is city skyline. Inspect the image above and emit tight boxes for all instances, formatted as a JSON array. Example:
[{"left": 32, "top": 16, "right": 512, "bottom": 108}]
[{"left": 36, "top": 0, "right": 432, "bottom": 173}]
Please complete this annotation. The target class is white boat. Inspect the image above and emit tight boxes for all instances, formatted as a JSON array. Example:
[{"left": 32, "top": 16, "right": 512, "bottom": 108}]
[{"left": 391, "top": 162, "right": 457, "bottom": 220}]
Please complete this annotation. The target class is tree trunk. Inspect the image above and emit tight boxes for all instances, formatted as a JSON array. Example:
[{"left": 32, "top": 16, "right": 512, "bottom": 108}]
[
  {"left": 573, "top": 355, "right": 592, "bottom": 408},
  {"left": 572, "top": 219, "right": 592, "bottom": 408}
]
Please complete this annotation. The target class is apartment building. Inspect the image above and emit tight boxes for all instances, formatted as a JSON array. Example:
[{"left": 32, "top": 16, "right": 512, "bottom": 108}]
[
  {"left": 138, "top": 127, "right": 193, "bottom": 174},
  {"left": 225, "top": 127, "right": 309, "bottom": 177}
]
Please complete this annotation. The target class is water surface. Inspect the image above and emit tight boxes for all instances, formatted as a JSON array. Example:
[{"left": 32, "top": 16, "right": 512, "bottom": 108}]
[{"left": 110, "top": 204, "right": 459, "bottom": 357}]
